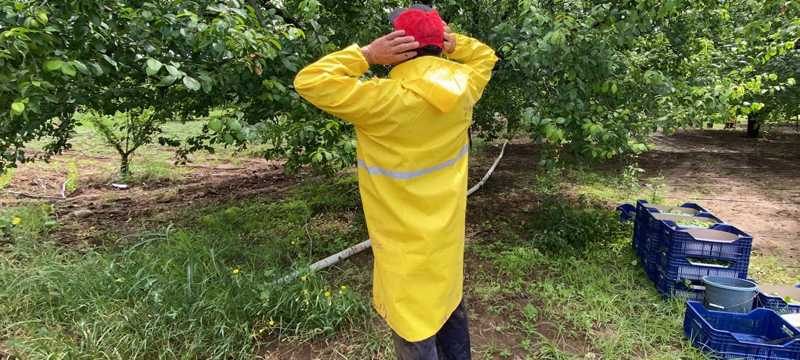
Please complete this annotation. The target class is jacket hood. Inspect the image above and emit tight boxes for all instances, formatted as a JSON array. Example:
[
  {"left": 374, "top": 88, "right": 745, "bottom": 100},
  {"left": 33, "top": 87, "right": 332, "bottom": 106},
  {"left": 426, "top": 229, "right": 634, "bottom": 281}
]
[{"left": 389, "top": 56, "right": 471, "bottom": 113}]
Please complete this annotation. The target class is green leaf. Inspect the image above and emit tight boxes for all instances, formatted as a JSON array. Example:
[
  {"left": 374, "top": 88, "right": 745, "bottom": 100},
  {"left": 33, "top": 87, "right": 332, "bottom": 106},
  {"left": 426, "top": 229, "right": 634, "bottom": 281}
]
[
  {"left": 523, "top": 303, "right": 538, "bottom": 320},
  {"left": 101, "top": 54, "right": 118, "bottom": 70},
  {"left": 158, "top": 74, "right": 179, "bottom": 87},
  {"left": 146, "top": 58, "right": 163, "bottom": 76},
  {"left": 199, "top": 74, "right": 214, "bottom": 94},
  {"left": 60, "top": 63, "right": 77, "bottom": 77},
  {"left": 44, "top": 59, "right": 63, "bottom": 72},
  {"left": 228, "top": 119, "right": 242, "bottom": 132},
  {"left": 165, "top": 65, "right": 181, "bottom": 77},
  {"left": 35, "top": 10, "right": 48, "bottom": 24},
  {"left": 89, "top": 63, "right": 104, "bottom": 76},
  {"left": 208, "top": 118, "right": 222, "bottom": 132},
  {"left": 11, "top": 101, "right": 25, "bottom": 115},
  {"left": 73, "top": 61, "right": 89, "bottom": 74},
  {"left": 183, "top": 76, "right": 201, "bottom": 91}
]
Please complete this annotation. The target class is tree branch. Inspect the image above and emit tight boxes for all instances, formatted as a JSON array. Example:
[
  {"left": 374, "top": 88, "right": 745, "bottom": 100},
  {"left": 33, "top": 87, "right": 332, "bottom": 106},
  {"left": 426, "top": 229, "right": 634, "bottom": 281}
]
[{"left": 259, "top": 0, "right": 303, "bottom": 28}]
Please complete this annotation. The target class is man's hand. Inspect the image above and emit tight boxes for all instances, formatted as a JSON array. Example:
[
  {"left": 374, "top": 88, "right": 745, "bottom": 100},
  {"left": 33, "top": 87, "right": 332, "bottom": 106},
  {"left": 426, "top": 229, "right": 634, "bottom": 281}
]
[
  {"left": 361, "top": 30, "right": 420, "bottom": 66},
  {"left": 443, "top": 24, "right": 456, "bottom": 54}
]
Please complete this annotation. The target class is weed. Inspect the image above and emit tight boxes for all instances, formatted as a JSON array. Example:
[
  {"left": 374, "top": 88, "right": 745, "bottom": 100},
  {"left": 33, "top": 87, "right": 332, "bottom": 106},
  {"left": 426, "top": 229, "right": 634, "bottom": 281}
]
[
  {"left": 469, "top": 136, "right": 490, "bottom": 155},
  {"left": 524, "top": 197, "right": 630, "bottom": 255},
  {"left": 621, "top": 163, "right": 645, "bottom": 189},
  {"left": 128, "top": 159, "right": 186, "bottom": 184},
  {"left": 643, "top": 175, "right": 667, "bottom": 204},
  {"left": 0, "top": 204, "right": 57, "bottom": 240},
  {"left": 492, "top": 247, "right": 546, "bottom": 276},
  {"left": 292, "top": 175, "right": 360, "bottom": 214},
  {"left": 533, "top": 167, "right": 564, "bottom": 195},
  {"left": 0, "top": 197, "right": 369, "bottom": 358},
  {"left": 468, "top": 196, "right": 708, "bottom": 359},
  {"left": 0, "top": 168, "right": 13, "bottom": 189},
  {"left": 65, "top": 161, "right": 79, "bottom": 193},
  {"left": 749, "top": 254, "right": 800, "bottom": 285}
]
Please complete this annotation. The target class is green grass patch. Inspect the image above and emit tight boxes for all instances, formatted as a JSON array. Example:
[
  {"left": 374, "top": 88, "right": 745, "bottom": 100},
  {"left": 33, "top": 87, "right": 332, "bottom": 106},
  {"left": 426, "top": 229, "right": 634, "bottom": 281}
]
[
  {"left": 127, "top": 158, "right": 187, "bottom": 184},
  {"left": 292, "top": 174, "right": 360, "bottom": 213},
  {"left": 0, "top": 187, "right": 370, "bottom": 358},
  {"left": 532, "top": 165, "right": 657, "bottom": 204},
  {"left": 0, "top": 168, "right": 14, "bottom": 189},
  {"left": 470, "top": 196, "right": 707, "bottom": 358},
  {"left": 749, "top": 255, "right": 800, "bottom": 285}
]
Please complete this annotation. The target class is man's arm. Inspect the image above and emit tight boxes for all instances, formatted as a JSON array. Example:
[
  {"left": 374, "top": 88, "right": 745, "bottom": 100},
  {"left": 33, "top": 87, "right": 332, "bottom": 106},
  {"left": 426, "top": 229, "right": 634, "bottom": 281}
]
[
  {"left": 445, "top": 33, "right": 498, "bottom": 101},
  {"left": 293, "top": 31, "right": 418, "bottom": 127}
]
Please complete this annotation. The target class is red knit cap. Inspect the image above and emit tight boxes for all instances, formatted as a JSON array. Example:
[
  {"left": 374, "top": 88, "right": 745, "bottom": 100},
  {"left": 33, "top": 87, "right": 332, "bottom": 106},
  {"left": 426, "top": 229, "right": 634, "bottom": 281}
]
[{"left": 391, "top": 7, "right": 445, "bottom": 50}]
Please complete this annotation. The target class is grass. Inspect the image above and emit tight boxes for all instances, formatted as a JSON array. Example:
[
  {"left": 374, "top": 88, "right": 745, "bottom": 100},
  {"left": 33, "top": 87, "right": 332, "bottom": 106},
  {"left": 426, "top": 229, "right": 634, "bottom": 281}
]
[
  {"left": 0, "top": 168, "right": 13, "bottom": 189},
  {"left": 0, "top": 177, "right": 369, "bottom": 359},
  {"left": 468, "top": 194, "right": 707, "bottom": 359},
  {"left": 462, "top": 159, "right": 798, "bottom": 359}
]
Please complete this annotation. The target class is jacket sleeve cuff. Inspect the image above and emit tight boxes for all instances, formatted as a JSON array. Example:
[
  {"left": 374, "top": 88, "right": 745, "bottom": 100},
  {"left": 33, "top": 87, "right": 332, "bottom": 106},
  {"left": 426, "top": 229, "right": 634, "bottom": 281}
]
[
  {"left": 342, "top": 44, "right": 370, "bottom": 76},
  {"left": 445, "top": 34, "right": 473, "bottom": 62}
]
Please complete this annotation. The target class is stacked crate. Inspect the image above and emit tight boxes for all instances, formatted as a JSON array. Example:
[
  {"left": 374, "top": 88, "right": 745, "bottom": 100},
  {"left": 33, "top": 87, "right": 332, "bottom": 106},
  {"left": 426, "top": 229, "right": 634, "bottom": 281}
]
[
  {"left": 683, "top": 301, "right": 800, "bottom": 359},
  {"left": 623, "top": 200, "right": 753, "bottom": 299}
]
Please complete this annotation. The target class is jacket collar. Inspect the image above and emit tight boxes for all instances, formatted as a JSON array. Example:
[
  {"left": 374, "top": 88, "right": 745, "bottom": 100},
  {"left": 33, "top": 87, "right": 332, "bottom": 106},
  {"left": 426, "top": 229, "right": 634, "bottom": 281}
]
[{"left": 389, "top": 56, "right": 470, "bottom": 112}]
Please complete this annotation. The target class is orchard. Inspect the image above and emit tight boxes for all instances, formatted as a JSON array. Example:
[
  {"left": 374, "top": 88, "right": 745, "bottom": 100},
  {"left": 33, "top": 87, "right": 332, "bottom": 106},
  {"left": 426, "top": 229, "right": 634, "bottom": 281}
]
[{"left": 0, "top": 1, "right": 798, "bottom": 358}]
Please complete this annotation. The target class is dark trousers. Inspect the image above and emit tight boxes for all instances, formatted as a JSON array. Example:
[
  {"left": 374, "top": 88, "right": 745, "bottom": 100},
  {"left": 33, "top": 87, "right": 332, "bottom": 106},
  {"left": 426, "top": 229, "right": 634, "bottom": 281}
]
[{"left": 392, "top": 301, "right": 471, "bottom": 360}]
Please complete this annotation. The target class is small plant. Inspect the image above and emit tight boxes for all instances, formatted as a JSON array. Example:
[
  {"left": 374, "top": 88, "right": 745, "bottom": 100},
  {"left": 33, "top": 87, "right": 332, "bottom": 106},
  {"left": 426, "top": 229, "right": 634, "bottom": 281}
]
[
  {"left": 292, "top": 175, "right": 360, "bottom": 213},
  {"left": 64, "top": 161, "right": 79, "bottom": 194},
  {"left": 644, "top": 175, "right": 666, "bottom": 204},
  {"left": 0, "top": 168, "right": 13, "bottom": 189},
  {"left": 256, "top": 272, "right": 367, "bottom": 339},
  {"left": 620, "top": 163, "right": 644, "bottom": 190},
  {"left": 78, "top": 108, "right": 161, "bottom": 179},
  {"left": 494, "top": 247, "right": 546, "bottom": 275},
  {"left": 0, "top": 204, "right": 56, "bottom": 241},
  {"left": 533, "top": 166, "right": 564, "bottom": 195}
]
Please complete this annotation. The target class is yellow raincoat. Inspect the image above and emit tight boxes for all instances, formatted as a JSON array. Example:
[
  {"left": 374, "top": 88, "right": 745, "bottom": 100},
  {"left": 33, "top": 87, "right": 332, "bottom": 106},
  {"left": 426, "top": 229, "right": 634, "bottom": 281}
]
[{"left": 294, "top": 34, "right": 497, "bottom": 341}]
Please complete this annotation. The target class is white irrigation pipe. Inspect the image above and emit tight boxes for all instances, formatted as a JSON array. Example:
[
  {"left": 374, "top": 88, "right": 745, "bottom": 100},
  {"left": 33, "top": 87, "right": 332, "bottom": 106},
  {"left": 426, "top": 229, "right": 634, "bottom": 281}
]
[{"left": 276, "top": 140, "right": 510, "bottom": 284}]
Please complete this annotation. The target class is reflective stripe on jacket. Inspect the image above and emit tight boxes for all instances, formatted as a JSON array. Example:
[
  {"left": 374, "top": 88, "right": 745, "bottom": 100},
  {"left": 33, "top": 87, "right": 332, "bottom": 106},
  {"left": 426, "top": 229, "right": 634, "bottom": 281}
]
[{"left": 294, "top": 34, "right": 498, "bottom": 341}]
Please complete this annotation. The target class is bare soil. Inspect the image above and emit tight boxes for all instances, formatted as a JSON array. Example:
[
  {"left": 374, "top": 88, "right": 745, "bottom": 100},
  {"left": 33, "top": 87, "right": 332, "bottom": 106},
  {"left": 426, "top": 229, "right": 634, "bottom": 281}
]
[
  {"left": 639, "top": 130, "right": 800, "bottom": 261},
  {"left": 1, "top": 151, "right": 299, "bottom": 246}
]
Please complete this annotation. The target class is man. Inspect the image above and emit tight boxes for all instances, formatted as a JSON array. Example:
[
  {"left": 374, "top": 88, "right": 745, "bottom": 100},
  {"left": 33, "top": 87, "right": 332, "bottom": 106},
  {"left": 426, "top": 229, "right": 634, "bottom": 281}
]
[{"left": 294, "top": 5, "right": 497, "bottom": 359}]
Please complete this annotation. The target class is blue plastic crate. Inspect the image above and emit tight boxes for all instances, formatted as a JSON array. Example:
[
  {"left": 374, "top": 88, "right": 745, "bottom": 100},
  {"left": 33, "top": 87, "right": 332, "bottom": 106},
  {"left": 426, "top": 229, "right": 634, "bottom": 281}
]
[
  {"left": 634, "top": 201, "right": 721, "bottom": 252},
  {"left": 756, "top": 292, "right": 800, "bottom": 315},
  {"left": 628, "top": 200, "right": 715, "bottom": 260},
  {"left": 657, "top": 255, "right": 749, "bottom": 284},
  {"left": 640, "top": 213, "right": 726, "bottom": 282},
  {"left": 656, "top": 276, "right": 705, "bottom": 300},
  {"left": 684, "top": 301, "right": 800, "bottom": 359},
  {"left": 617, "top": 203, "right": 636, "bottom": 222},
  {"left": 661, "top": 224, "right": 753, "bottom": 262},
  {"left": 646, "top": 224, "right": 752, "bottom": 285}
]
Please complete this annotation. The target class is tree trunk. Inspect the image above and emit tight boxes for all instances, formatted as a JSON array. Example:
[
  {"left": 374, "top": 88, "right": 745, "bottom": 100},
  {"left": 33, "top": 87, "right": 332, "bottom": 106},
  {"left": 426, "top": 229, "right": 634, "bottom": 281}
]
[
  {"left": 120, "top": 153, "right": 131, "bottom": 178},
  {"left": 746, "top": 113, "right": 761, "bottom": 138}
]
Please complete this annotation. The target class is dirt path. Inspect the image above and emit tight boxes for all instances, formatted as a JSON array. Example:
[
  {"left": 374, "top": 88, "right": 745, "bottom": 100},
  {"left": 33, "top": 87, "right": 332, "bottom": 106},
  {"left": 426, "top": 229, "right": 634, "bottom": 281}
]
[
  {"left": 1, "top": 154, "right": 300, "bottom": 246},
  {"left": 639, "top": 130, "right": 800, "bottom": 261}
]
